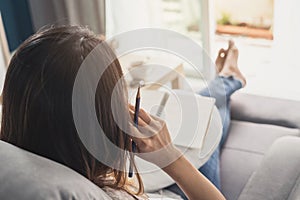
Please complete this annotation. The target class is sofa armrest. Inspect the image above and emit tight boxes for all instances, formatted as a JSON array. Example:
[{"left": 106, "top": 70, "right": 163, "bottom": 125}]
[
  {"left": 238, "top": 136, "right": 300, "bottom": 200},
  {"left": 231, "top": 93, "right": 300, "bottom": 129}
]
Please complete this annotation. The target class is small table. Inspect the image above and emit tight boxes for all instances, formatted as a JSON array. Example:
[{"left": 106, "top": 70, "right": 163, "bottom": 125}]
[{"left": 119, "top": 54, "right": 184, "bottom": 90}]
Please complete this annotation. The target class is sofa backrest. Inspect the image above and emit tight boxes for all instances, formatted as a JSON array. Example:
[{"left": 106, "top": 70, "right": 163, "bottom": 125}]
[
  {"left": 0, "top": 140, "right": 112, "bottom": 200},
  {"left": 231, "top": 93, "right": 300, "bottom": 129}
]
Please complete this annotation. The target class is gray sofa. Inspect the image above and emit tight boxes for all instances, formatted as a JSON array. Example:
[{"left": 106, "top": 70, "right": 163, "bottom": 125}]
[
  {"left": 0, "top": 93, "right": 300, "bottom": 200},
  {"left": 221, "top": 93, "right": 300, "bottom": 200}
]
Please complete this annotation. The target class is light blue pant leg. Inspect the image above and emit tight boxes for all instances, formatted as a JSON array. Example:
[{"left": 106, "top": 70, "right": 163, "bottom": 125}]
[
  {"left": 199, "top": 76, "right": 242, "bottom": 146},
  {"left": 165, "top": 76, "right": 242, "bottom": 199},
  {"left": 199, "top": 76, "right": 242, "bottom": 190}
]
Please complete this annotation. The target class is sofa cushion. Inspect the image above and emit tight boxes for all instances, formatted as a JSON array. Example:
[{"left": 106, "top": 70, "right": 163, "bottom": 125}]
[
  {"left": 0, "top": 140, "right": 111, "bottom": 200},
  {"left": 224, "top": 121, "right": 300, "bottom": 154},
  {"left": 238, "top": 136, "right": 300, "bottom": 200},
  {"left": 231, "top": 93, "right": 300, "bottom": 129},
  {"left": 221, "top": 120, "right": 300, "bottom": 200},
  {"left": 221, "top": 148, "right": 264, "bottom": 200}
]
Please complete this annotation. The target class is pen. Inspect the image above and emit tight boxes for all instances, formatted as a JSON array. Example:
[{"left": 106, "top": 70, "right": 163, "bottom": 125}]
[{"left": 129, "top": 86, "right": 141, "bottom": 178}]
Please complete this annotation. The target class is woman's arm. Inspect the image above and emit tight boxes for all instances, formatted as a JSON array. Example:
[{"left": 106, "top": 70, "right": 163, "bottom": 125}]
[
  {"left": 129, "top": 106, "right": 225, "bottom": 200},
  {"left": 163, "top": 155, "right": 225, "bottom": 200}
]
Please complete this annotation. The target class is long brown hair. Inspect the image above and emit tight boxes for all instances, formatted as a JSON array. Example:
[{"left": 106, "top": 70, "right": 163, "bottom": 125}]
[{"left": 0, "top": 26, "right": 143, "bottom": 195}]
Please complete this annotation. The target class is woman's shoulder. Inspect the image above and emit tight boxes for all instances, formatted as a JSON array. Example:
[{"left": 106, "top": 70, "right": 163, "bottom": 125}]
[{"left": 102, "top": 186, "right": 148, "bottom": 200}]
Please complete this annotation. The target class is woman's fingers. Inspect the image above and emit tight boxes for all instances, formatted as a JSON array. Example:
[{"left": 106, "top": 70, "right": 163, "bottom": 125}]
[
  {"left": 129, "top": 123, "right": 144, "bottom": 141},
  {"left": 127, "top": 106, "right": 180, "bottom": 168},
  {"left": 138, "top": 108, "right": 151, "bottom": 124},
  {"left": 130, "top": 123, "right": 157, "bottom": 150},
  {"left": 128, "top": 105, "right": 151, "bottom": 124},
  {"left": 129, "top": 111, "right": 162, "bottom": 133},
  {"left": 128, "top": 104, "right": 135, "bottom": 110},
  {"left": 128, "top": 118, "right": 179, "bottom": 169},
  {"left": 128, "top": 109, "right": 148, "bottom": 127}
]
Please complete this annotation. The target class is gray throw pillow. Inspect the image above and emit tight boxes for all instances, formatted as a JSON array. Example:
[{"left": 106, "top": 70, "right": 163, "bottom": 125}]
[{"left": 0, "top": 140, "right": 112, "bottom": 200}]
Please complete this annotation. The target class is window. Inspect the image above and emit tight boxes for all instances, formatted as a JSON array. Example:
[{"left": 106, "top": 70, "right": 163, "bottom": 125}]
[{"left": 106, "top": 0, "right": 215, "bottom": 79}]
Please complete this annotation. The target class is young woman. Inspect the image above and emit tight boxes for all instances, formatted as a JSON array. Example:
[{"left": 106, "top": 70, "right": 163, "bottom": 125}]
[{"left": 0, "top": 26, "right": 227, "bottom": 200}]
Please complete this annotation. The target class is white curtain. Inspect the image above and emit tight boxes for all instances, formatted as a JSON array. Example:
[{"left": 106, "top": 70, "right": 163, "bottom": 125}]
[{"left": 28, "top": 0, "right": 106, "bottom": 35}]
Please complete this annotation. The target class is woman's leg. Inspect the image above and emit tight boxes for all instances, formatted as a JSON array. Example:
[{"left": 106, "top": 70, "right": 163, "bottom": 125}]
[
  {"left": 165, "top": 41, "right": 246, "bottom": 198},
  {"left": 199, "top": 76, "right": 242, "bottom": 146},
  {"left": 199, "top": 42, "right": 245, "bottom": 189},
  {"left": 198, "top": 76, "right": 242, "bottom": 189},
  {"left": 165, "top": 76, "right": 242, "bottom": 199}
]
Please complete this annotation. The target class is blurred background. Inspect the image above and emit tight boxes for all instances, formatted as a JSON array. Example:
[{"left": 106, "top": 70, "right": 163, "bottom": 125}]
[{"left": 0, "top": 0, "right": 300, "bottom": 100}]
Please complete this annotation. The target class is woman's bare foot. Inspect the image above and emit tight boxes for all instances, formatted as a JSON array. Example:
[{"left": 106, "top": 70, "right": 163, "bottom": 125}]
[
  {"left": 215, "top": 49, "right": 226, "bottom": 73},
  {"left": 215, "top": 40, "right": 234, "bottom": 73},
  {"left": 219, "top": 41, "right": 246, "bottom": 87}
]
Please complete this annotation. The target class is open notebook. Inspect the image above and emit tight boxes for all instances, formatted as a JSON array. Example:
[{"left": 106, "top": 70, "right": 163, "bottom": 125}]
[{"left": 129, "top": 90, "right": 216, "bottom": 149}]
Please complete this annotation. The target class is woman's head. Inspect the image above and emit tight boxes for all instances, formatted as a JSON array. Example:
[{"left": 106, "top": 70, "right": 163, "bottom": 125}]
[{"left": 0, "top": 26, "right": 143, "bottom": 194}]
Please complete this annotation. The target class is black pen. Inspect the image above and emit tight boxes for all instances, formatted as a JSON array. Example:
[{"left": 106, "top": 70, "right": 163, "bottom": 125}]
[{"left": 129, "top": 86, "right": 140, "bottom": 178}]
